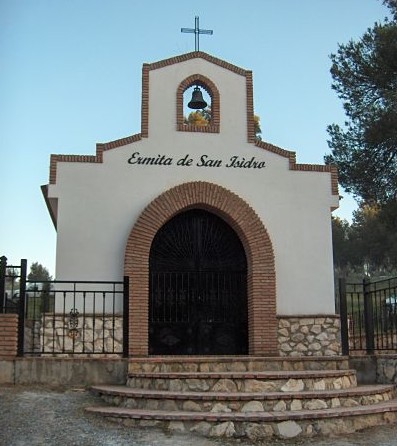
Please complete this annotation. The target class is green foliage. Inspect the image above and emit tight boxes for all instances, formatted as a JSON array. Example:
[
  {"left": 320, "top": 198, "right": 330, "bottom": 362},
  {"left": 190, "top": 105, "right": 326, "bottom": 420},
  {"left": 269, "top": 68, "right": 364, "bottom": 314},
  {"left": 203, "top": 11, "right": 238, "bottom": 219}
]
[
  {"left": 184, "top": 109, "right": 263, "bottom": 140},
  {"left": 328, "top": 2, "right": 397, "bottom": 280},
  {"left": 325, "top": 5, "right": 397, "bottom": 203},
  {"left": 5, "top": 267, "right": 19, "bottom": 288},
  {"left": 28, "top": 262, "right": 52, "bottom": 282},
  {"left": 331, "top": 216, "right": 352, "bottom": 273},
  {"left": 332, "top": 202, "right": 397, "bottom": 279},
  {"left": 383, "top": 0, "right": 397, "bottom": 20},
  {"left": 254, "top": 115, "right": 262, "bottom": 141},
  {"left": 27, "top": 262, "right": 53, "bottom": 315},
  {"left": 184, "top": 107, "right": 211, "bottom": 126}
]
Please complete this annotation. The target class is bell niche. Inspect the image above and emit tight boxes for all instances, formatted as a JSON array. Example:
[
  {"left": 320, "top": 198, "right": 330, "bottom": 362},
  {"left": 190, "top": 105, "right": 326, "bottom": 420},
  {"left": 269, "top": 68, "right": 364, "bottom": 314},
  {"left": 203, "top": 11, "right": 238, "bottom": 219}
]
[
  {"left": 176, "top": 73, "right": 220, "bottom": 134},
  {"left": 183, "top": 83, "right": 212, "bottom": 127}
]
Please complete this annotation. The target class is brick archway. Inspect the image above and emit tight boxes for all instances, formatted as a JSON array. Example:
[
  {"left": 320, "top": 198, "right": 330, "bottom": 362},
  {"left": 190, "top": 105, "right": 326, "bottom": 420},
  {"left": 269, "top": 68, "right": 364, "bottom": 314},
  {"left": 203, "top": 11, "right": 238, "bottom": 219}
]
[{"left": 124, "top": 182, "right": 277, "bottom": 356}]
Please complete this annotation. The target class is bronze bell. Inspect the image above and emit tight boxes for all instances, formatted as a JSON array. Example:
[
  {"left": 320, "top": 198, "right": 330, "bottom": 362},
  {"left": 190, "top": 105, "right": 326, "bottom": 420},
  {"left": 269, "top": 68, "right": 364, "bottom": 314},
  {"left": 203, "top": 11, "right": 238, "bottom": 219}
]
[{"left": 188, "top": 86, "right": 207, "bottom": 109}]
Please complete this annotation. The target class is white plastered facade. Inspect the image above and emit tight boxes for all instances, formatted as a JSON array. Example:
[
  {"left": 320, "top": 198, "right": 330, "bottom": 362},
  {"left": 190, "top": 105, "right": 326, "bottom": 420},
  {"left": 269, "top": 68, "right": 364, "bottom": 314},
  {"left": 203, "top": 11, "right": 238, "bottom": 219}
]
[{"left": 45, "top": 52, "right": 339, "bottom": 316}]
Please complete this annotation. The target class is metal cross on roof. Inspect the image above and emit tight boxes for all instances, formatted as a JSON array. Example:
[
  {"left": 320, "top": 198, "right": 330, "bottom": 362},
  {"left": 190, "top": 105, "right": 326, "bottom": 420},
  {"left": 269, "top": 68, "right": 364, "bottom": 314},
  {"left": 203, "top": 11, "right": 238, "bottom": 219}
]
[{"left": 181, "top": 16, "right": 213, "bottom": 52}]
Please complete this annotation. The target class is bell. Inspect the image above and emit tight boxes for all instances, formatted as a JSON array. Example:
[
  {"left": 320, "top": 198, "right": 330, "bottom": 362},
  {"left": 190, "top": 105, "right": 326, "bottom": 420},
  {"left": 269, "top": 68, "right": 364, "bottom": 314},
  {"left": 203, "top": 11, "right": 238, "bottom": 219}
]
[{"left": 188, "top": 86, "right": 207, "bottom": 109}]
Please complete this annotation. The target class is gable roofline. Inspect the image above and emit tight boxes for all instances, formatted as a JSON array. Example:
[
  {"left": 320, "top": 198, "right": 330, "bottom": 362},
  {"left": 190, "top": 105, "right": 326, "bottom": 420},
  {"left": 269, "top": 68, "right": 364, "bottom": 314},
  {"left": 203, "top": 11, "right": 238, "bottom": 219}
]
[
  {"left": 48, "top": 133, "right": 142, "bottom": 184},
  {"left": 48, "top": 134, "right": 338, "bottom": 199},
  {"left": 141, "top": 51, "right": 255, "bottom": 140},
  {"left": 255, "top": 140, "right": 339, "bottom": 198},
  {"left": 46, "top": 51, "right": 338, "bottom": 200},
  {"left": 143, "top": 51, "right": 251, "bottom": 76}
]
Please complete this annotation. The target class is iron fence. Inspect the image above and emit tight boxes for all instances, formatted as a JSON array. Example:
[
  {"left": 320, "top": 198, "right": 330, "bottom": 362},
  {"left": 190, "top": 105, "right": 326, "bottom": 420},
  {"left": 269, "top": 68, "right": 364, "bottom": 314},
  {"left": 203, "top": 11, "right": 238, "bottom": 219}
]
[
  {"left": 0, "top": 257, "right": 129, "bottom": 357},
  {"left": 339, "top": 276, "right": 397, "bottom": 354},
  {"left": 0, "top": 256, "right": 27, "bottom": 355},
  {"left": 0, "top": 256, "right": 27, "bottom": 314},
  {"left": 23, "top": 278, "right": 129, "bottom": 356}
]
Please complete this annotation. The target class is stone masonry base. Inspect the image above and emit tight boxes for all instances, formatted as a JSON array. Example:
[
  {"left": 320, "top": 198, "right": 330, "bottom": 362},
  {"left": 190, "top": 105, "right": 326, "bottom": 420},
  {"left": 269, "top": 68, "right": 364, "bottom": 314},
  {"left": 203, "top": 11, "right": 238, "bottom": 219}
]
[
  {"left": 24, "top": 314, "right": 342, "bottom": 357},
  {"left": 278, "top": 315, "right": 341, "bottom": 356},
  {"left": 101, "top": 410, "right": 397, "bottom": 440}
]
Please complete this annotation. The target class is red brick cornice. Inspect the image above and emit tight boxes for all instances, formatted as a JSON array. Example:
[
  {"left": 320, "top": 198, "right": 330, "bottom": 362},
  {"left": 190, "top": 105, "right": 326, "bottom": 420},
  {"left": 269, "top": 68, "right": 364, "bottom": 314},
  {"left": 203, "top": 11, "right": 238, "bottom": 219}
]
[
  {"left": 142, "top": 51, "right": 255, "bottom": 142},
  {"left": 145, "top": 51, "right": 250, "bottom": 76},
  {"left": 48, "top": 51, "right": 338, "bottom": 202},
  {"left": 255, "top": 140, "right": 339, "bottom": 197},
  {"left": 49, "top": 136, "right": 339, "bottom": 198},
  {"left": 49, "top": 133, "right": 142, "bottom": 184}
]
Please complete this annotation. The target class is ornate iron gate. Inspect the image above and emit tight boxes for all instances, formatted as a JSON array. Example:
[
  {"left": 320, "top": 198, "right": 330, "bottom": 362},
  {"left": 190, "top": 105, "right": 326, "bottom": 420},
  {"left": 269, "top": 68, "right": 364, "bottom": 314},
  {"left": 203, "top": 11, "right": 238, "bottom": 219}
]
[
  {"left": 339, "top": 276, "right": 397, "bottom": 354},
  {"left": 149, "top": 209, "right": 248, "bottom": 355}
]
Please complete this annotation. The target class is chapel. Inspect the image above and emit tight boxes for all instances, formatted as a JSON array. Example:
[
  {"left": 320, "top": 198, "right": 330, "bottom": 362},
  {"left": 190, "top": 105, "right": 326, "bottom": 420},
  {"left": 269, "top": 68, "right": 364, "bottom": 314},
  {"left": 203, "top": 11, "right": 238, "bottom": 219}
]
[{"left": 42, "top": 50, "right": 340, "bottom": 358}]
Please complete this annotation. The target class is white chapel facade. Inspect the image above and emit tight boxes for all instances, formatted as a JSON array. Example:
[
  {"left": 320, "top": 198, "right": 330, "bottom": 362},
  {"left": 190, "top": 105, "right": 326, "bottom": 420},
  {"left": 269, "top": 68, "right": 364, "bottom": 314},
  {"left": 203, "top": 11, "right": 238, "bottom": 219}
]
[{"left": 43, "top": 51, "right": 340, "bottom": 357}]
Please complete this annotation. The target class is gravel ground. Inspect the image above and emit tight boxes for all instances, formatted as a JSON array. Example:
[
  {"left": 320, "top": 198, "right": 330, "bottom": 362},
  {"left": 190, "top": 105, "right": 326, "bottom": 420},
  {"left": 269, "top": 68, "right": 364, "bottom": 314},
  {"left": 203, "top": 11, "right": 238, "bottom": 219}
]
[{"left": 1, "top": 386, "right": 397, "bottom": 446}]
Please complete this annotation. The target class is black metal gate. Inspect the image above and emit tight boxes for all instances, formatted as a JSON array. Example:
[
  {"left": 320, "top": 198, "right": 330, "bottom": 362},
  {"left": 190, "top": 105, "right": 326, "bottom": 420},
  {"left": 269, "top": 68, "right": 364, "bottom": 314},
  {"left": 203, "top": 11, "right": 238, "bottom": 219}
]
[
  {"left": 149, "top": 209, "right": 248, "bottom": 355},
  {"left": 339, "top": 276, "right": 397, "bottom": 354}
]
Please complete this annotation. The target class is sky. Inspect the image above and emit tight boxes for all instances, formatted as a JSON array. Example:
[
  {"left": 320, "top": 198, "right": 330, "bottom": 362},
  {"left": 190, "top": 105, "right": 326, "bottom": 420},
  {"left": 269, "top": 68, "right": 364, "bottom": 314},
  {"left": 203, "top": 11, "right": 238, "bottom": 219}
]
[{"left": 0, "top": 0, "right": 392, "bottom": 276}]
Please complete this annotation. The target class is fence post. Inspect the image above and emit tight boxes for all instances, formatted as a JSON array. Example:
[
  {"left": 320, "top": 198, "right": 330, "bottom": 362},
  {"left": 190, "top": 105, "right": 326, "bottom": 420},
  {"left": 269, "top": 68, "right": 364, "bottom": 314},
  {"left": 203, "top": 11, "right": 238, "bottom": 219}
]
[
  {"left": 363, "top": 276, "right": 375, "bottom": 354},
  {"left": 123, "top": 276, "right": 130, "bottom": 358},
  {"left": 17, "top": 259, "right": 27, "bottom": 357},
  {"left": 339, "top": 278, "right": 349, "bottom": 355},
  {"left": 0, "top": 256, "right": 7, "bottom": 313}
]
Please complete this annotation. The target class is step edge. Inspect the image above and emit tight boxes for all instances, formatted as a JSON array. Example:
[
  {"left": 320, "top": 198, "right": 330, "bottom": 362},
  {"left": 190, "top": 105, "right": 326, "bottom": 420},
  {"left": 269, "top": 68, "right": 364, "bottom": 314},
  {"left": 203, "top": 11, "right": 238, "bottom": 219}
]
[
  {"left": 127, "top": 356, "right": 350, "bottom": 363},
  {"left": 127, "top": 369, "right": 357, "bottom": 379},
  {"left": 91, "top": 384, "right": 395, "bottom": 400},
  {"left": 85, "top": 400, "right": 397, "bottom": 422}
]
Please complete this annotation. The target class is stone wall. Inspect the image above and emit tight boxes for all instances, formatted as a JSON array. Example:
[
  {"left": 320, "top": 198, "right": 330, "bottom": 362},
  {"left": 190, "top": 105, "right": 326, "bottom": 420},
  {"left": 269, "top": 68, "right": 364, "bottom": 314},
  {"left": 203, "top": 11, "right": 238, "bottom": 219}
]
[
  {"left": 30, "top": 314, "right": 343, "bottom": 357},
  {"left": 376, "top": 355, "right": 397, "bottom": 385},
  {"left": 0, "top": 357, "right": 128, "bottom": 385},
  {"left": 277, "top": 316, "right": 341, "bottom": 357},
  {"left": 25, "top": 314, "right": 124, "bottom": 355},
  {"left": 349, "top": 355, "right": 397, "bottom": 385}
]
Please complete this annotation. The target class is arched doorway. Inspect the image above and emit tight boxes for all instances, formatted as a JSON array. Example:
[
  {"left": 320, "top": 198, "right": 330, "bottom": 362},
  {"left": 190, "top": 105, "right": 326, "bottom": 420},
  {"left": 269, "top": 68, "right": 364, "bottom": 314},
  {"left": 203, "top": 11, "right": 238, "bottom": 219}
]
[
  {"left": 149, "top": 209, "right": 248, "bottom": 355},
  {"left": 124, "top": 181, "right": 277, "bottom": 357}
]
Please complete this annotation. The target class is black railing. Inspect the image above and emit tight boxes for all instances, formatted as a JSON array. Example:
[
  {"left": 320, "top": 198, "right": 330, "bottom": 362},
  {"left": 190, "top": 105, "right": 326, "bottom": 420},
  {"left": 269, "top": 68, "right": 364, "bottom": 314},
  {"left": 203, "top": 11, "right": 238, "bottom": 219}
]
[
  {"left": 23, "top": 279, "right": 129, "bottom": 356},
  {"left": 339, "top": 276, "right": 397, "bottom": 354},
  {"left": 0, "top": 256, "right": 129, "bottom": 357},
  {"left": 0, "top": 256, "right": 27, "bottom": 356},
  {"left": 0, "top": 256, "right": 27, "bottom": 314}
]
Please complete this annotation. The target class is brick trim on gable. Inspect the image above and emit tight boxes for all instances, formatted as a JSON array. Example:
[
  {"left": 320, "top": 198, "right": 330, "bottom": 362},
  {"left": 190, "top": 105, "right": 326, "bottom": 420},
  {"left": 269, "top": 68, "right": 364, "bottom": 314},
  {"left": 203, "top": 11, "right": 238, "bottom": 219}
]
[
  {"left": 142, "top": 51, "right": 255, "bottom": 142},
  {"left": 47, "top": 51, "right": 338, "bottom": 202},
  {"left": 48, "top": 136, "right": 338, "bottom": 204},
  {"left": 145, "top": 51, "right": 250, "bottom": 75},
  {"left": 246, "top": 71, "right": 256, "bottom": 143},
  {"left": 49, "top": 51, "right": 257, "bottom": 184},
  {"left": 124, "top": 181, "right": 278, "bottom": 357},
  {"left": 255, "top": 140, "right": 339, "bottom": 198},
  {"left": 49, "top": 134, "right": 142, "bottom": 184},
  {"left": 141, "top": 64, "right": 150, "bottom": 138}
]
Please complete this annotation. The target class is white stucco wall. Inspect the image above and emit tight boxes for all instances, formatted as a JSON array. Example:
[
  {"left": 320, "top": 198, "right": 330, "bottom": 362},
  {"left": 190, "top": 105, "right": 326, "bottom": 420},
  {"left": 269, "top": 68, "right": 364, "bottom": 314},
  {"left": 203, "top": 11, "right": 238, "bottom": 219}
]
[{"left": 47, "top": 55, "right": 338, "bottom": 316}]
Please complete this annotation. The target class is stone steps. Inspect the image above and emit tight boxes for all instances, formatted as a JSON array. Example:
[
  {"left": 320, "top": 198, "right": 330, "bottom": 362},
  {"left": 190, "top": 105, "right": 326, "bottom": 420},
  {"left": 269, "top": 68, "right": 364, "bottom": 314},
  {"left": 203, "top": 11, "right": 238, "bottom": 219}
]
[
  {"left": 86, "top": 356, "right": 397, "bottom": 440},
  {"left": 127, "top": 355, "right": 350, "bottom": 373},
  {"left": 85, "top": 401, "right": 397, "bottom": 439},
  {"left": 92, "top": 383, "right": 396, "bottom": 412},
  {"left": 127, "top": 369, "right": 358, "bottom": 392}
]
